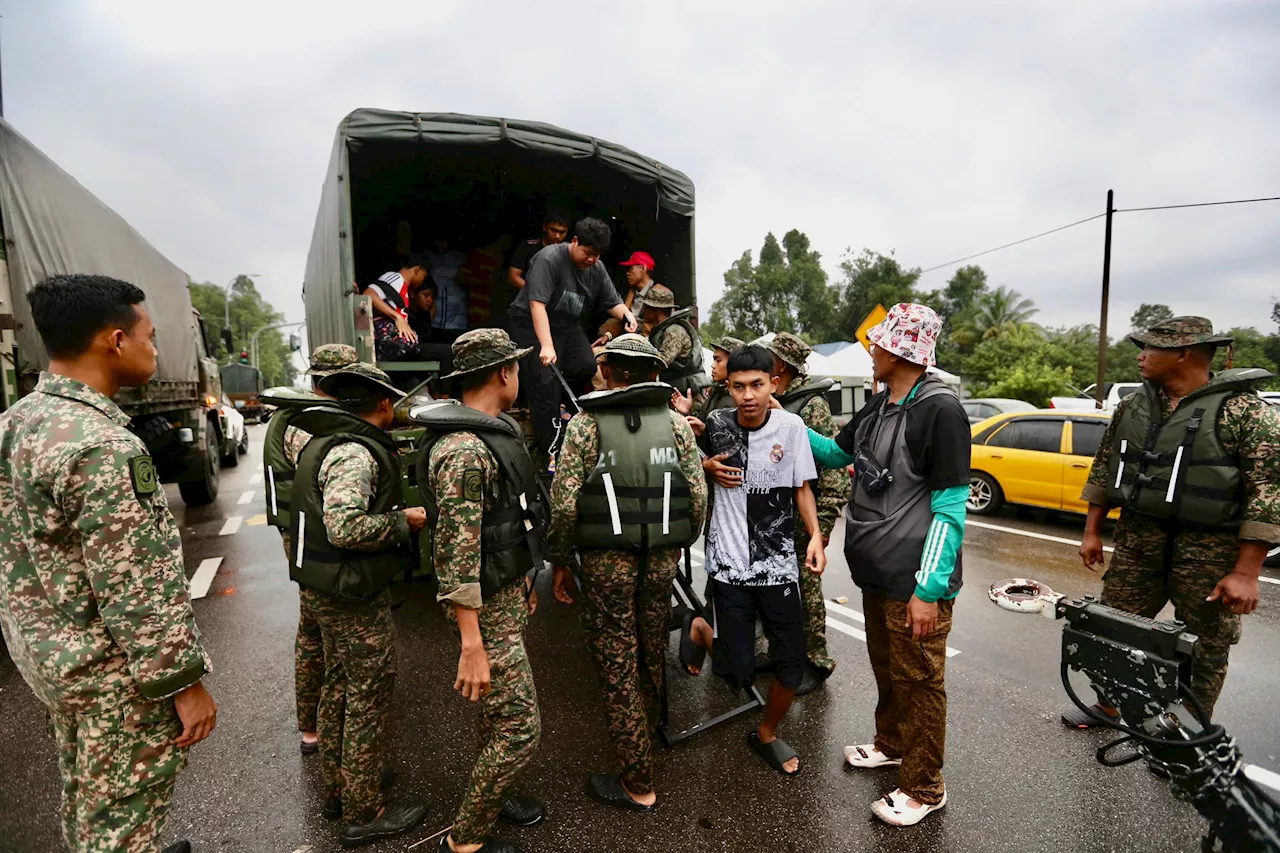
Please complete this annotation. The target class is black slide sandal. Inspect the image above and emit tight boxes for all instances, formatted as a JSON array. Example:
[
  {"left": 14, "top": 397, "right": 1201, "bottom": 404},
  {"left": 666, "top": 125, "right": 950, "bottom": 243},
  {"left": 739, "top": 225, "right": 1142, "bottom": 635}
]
[
  {"left": 679, "top": 611, "right": 706, "bottom": 675},
  {"left": 585, "top": 773, "right": 657, "bottom": 813},
  {"left": 749, "top": 731, "right": 799, "bottom": 775}
]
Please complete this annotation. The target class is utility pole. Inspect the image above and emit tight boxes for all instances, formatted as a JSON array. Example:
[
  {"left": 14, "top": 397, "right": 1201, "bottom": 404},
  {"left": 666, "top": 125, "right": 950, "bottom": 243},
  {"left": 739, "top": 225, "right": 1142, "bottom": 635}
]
[
  {"left": 251, "top": 321, "right": 304, "bottom": 370},
  {"left": 1094, "top": 189, "right": 1115, "bottom": 409},
  {"left": 223, "top": 273, "right": 261, "bottom": 346}
]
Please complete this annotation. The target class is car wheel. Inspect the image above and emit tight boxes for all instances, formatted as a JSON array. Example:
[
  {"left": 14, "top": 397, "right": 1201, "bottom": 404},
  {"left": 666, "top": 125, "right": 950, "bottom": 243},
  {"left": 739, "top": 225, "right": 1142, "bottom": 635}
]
[
  {"left": 1265, "top": 545, "right": 1280, "bottom": 568},
  {"left": 238, "top": 428, "right": 249, "bottom": 455},
  {"left": 967, "top": 472, "right": 1004, "bottom": 516}
]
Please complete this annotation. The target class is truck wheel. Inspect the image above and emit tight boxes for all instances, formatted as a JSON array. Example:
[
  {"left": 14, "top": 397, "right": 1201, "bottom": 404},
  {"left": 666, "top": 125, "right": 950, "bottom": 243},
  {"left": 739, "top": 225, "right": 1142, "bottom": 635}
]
[
  {"left": 238, "top": 428, "right": 249, "bottom": 455},
  {"left": 179, "top": 424, "right": 220, "bottom": 506},
  {"left": 967, "top": 472, "right": 1004, "bottom": 516}
]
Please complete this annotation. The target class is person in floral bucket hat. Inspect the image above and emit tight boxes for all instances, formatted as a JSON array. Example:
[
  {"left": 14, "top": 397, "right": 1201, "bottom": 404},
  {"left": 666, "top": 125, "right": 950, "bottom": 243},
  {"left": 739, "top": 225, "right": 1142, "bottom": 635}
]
[{"left": 797, "top": 302, "right": 970, "bottom": 827}]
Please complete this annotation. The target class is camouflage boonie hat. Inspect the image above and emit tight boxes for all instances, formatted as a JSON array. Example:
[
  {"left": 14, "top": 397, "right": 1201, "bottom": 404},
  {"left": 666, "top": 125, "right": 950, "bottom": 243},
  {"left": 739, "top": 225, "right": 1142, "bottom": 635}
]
[
  {"left": 766, "top": 332, "right": 811, "bottom": 373},
  {"left": 441, "top": 328, "right": 533, "bottom": 379},
  {"left": 640, "top": 284, "right": 677, "bottom": 309},
  {"left": 601, "top": 333, "right": 667, "bottom": 366},
  {"left": 306, "top": 344, "right": 358, "bottom": 376},
  {"left": 709, "top": 336, "right": 745, "bottom": 354},
  {"left": 1130, "top": 316, "right": 1234, "bottom": 350},
  {"left": 317, "top": 362, "right": 404, "bottom": 401}
]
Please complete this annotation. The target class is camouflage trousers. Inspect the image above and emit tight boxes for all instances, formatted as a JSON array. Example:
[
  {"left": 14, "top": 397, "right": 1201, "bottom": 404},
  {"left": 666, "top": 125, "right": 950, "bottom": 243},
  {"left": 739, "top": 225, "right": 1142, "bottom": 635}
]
[
  {"left": 448, "top": 582, "right": 541, "bottom": 846},
  {"left": 49, "top": 696, "right": 188, "bottom": 853},
  {"left": 283, "top": 533, "right": 324, "bottom": 733},
  {"left": 303, "top": 586, "right": 396, "bottom": 825},
  {"left": 798, "top": 536, "right": 836, "bottom": 674},
  {"left": 579, "top": 547, "right": 680, "bottom": 796},
  {"left": 1101, "top": 550, "right": 1242, "bottom": 718},
  {"left": 864, "top": 592, "right": 953, "bottom": 806}
]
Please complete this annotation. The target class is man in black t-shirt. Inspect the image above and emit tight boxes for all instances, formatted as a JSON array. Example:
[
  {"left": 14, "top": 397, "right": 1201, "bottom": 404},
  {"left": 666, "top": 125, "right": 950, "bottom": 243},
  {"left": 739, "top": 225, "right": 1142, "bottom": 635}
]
[
  {"left": 507, "top": 217, "right": 638, "bottom": 464},
  {"left": 507, "top": 214, "right": 570, "bottom": 290}
]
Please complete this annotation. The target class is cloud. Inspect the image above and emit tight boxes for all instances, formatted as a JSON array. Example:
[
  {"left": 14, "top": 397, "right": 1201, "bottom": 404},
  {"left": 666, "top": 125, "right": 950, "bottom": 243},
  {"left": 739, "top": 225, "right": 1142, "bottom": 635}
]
[{"left": 3, "top": 0, "right": 1277, "bottom": 341}]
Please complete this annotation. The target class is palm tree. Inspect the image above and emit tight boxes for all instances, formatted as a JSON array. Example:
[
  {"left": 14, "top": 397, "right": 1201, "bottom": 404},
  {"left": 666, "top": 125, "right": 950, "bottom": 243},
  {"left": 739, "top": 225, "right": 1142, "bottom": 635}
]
[{"left": 974, "top": 285, "right": 1040, "bottom": 340}]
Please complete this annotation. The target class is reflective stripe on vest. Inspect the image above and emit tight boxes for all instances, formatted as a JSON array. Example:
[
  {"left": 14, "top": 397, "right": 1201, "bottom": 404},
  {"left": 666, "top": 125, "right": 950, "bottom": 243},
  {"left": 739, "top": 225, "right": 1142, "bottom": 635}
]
[{"left": 1104, "top": 368, "right": 1273, "bottom": 529}]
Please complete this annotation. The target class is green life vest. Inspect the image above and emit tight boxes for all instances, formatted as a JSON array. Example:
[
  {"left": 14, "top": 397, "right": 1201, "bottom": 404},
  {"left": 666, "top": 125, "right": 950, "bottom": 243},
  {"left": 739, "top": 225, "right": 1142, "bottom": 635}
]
[
  {"left": 262, "top": 392, "right": 337, "bottom": 530},
  {"left": 411, "top": 401, "right": 548, "bottom": 600},
  {"left": 1104, "top": 368, "right": 1273, "bottom": 529},
  {"left": 779, "top": 376, "right": 835, "bottom": 416},
  {"left": 574, "top": 382, "right": 696, "bottom": 551},
  {"left": 650, "top": 309, "right": 709, "bottom": 394},
  {"left": 288, "top": 407, "right": 408, "bottom": 599},
  {"left": 703, "top": 382, "right": 733, "bottom": 416}
]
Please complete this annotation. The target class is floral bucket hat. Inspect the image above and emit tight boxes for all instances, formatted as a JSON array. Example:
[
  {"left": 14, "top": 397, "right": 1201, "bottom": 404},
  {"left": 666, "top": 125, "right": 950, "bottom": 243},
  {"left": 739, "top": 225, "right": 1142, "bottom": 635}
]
[{"left": 865, "top": 303, "right": 943, "bottom": 368}]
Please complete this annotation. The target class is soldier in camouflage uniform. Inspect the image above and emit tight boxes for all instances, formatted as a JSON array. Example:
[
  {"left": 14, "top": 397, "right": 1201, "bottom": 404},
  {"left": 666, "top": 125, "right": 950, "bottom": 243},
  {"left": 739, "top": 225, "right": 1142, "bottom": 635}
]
[
  {"left": 767, "top": 332, "right": 850, "bottom": 690},
  {"left": 0, "top": 275, "right": 216, "bottom": 853},
  {"left": 424, "top": 330, "right": 547, "bottom": 853},
  {"left": 295, "top": 363, "right": 428, "bottom": 846},
  {"left": 275, "top": 343, "right": 357, "bottom": 756},
  {"left": 672, "top": 335, "right": 744, "bottom": 422},
  {"left": 549, "top": 335, "right": 708, "bottom": 812},
  {"left": 1067, "top": 317, "right": 1280, "bottom": 726}
]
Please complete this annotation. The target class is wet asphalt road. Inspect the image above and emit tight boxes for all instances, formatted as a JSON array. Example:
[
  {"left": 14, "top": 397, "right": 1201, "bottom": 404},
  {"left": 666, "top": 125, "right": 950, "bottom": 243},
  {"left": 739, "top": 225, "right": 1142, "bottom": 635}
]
[{"left": 1, "top": 423, "right": 1278, "bottom": 853}]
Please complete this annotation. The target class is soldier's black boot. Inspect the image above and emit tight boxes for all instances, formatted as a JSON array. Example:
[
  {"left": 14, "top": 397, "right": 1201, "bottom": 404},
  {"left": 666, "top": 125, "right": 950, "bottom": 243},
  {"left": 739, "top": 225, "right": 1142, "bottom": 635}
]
[
  {"left": 499, "top": 796, "right": 545, "bottom": 826},
  {"left": 340, "top": 800, "right": 427, "bottom": 848},
  {"left": 162, "top": 842, "right": 192, "bottom": 853}
]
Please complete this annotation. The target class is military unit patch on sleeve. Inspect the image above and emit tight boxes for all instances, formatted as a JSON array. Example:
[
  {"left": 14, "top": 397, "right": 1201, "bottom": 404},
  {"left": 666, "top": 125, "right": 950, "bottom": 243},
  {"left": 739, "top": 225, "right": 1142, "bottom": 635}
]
[
  {"left": 130, "top": 454, "right": 159, "bottom": 497},
  {"left": 462, "top": 468, "right": 484, "bottom": 502}
]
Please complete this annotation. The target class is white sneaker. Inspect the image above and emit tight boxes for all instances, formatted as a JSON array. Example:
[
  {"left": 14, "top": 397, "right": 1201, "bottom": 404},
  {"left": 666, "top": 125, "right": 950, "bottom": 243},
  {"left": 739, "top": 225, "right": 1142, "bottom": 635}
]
[
  {"left": 843, "top": 744, "right": 903, "bottom": 769},
  {"left": 871, "top": 788, "right": 947, "bottom": 827}
]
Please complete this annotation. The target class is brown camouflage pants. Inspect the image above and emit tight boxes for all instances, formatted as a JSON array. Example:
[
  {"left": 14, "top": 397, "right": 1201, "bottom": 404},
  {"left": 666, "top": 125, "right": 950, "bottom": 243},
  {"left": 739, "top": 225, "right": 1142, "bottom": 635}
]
[
  {"left": 579, "top": 547, "right": 680, "bottom": 796},
  {"left": 449, "top": 582, "right": 541, "bottom": 845},
  {"left": 305, "top": 587, "right": 396, "bottom": 825},
  {"left": 283, "top": 533, "right": 324, "bottom": 733},
  {"left": 50, "top": 697, "right": 187, "bottom": 853},
  {"left": 864, "top": 592, "right": 952, "bottom": 805},
  {"left": 1101, "top": 551, "right": 1242, "bottom": 718}
]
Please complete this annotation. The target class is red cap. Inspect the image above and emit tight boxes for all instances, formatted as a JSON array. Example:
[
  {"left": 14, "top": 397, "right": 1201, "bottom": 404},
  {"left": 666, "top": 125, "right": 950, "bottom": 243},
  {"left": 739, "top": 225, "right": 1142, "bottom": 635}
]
[{"left": 619, "top": 251, "right": 655, "bottom": 270}]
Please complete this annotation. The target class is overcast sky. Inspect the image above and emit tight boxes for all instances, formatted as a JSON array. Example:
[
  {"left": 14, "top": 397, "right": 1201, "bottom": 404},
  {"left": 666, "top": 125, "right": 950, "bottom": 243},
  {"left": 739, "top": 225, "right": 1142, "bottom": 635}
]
[{"left": 4, "top": 1, "right": 1277, "bottom": 342}]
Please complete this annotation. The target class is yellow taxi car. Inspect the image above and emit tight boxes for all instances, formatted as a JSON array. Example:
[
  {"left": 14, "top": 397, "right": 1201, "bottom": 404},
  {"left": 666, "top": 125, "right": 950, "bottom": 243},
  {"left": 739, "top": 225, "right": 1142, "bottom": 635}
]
[{"left": 968, "top": 410, "right": 1119, "bottom": 517}]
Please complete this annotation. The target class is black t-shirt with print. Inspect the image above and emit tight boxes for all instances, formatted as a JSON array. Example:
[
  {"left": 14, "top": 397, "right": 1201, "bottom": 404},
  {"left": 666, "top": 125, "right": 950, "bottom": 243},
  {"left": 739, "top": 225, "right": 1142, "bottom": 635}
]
[{"left": 834, "top": 381, "right": 971, "bottom": 490}]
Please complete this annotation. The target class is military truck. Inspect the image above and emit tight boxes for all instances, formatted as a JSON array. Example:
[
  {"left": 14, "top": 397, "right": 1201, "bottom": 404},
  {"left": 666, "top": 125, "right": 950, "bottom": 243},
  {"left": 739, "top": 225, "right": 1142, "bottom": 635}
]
[
  {"left": 220, "top": 361, "right": 267, "bottom": 422},
  {"left": 301, "top": 109, "right": 697, "bottom": 384},
  {"left": 0, "top": 118, "right": 233, "bottom": 505}
]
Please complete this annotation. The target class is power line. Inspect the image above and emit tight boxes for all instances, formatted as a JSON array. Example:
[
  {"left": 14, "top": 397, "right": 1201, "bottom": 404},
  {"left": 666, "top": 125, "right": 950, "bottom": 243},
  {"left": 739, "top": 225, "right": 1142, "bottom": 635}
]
[
  {"left": 919, "top": 213, "right": 1105, "bottom": 274},
  {"left": 1115, "top": 196, "right": 1280, "bottom": 213}
]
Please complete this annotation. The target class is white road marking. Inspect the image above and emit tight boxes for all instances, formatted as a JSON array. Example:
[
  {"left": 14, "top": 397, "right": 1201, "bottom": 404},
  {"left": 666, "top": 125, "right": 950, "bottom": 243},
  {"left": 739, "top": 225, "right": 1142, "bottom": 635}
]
[
  {"left": 219, "top": 515, "right": 243, "bottom": 536},
  {"left": 690, "top": 547, "right": 705, "bottom": 560},
  {"left": 968, "top": 519, "right": 1115, "bottom": 553},
  {"left": 237, "top": 491, "right": 255, "bottom": 505},
  {"left": 1245, "top": 763, "right": 1280, "bottom": 792},
  {"left": 826, "top": 609, "right": 961, "bottom": 657},
  {"left": 1260, "top": 575, "right": 1280, "bottom": 587},
  {"left": 189, "top": 557, "right": 223, "bottom": 600},
  {"left": 250, "top": 474, "right": 262, "bottom": 485}
]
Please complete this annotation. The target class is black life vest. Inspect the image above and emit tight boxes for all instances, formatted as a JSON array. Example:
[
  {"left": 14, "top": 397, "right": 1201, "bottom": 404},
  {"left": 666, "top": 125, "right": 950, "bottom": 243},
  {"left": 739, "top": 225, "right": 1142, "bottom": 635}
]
[
  {"left": 649, "top": 309, "right": 709, "bottom": 394},
  {"left": 260, "top": 389, "right": 334, "bottom": 530},
  {"left": 779, "top": 376, "right": 835, "bottom": 416}
]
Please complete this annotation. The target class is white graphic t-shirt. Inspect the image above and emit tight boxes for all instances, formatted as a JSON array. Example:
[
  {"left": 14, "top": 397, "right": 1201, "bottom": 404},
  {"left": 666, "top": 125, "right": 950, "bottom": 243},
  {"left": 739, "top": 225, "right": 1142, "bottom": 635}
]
[{"left": 704, "top": 408, "right": 817, "bottom": 586}]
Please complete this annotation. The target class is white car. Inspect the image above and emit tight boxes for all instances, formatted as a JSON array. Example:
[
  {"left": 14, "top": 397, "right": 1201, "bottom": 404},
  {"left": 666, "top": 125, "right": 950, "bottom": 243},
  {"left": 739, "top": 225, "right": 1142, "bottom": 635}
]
[
  {"left": 1050, "top": 382, "right": 1143, "bottom": 412},
  {"left": 218, "top": 397, "right": 249, "bottom": 467}
]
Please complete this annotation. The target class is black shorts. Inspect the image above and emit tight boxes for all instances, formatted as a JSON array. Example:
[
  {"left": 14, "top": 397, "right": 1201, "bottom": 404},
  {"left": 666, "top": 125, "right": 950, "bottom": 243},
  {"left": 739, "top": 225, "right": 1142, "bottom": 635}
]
[{"left": 711, "top": 578, "right": 806, "bottom": 690}]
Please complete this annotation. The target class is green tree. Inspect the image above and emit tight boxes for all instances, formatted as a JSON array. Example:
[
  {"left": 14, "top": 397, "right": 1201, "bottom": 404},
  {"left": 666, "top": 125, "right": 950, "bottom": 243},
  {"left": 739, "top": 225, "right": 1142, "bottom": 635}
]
[
  {"left": 1130, "top": 303, "right": 1174, "bottom": 333},
  {"left": 928, "top": 265, "right": 990, "bottom": 371},
  {"left": 978, "top": 362, "right": 1073, "bottom": 408},
  {"left": 188, "top": 276, "right": 298, "bottom": 387},
  {"left": 973, "top": 285, "right": 1039, "bottom": 340},
  {"left": 830, "top": 249, "right": 921, "bottom": 343},
  {"left": 1213, "top": 326, "right": 1280, "bottom": 389},
  {"left": 704, "top": 230, "right": 834, "bottom": 342}
]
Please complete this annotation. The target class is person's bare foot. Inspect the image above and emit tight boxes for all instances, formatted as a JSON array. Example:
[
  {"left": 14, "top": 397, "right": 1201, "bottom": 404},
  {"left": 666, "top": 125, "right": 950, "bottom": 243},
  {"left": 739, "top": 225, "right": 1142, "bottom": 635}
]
[
  {"left": 686, "top": 616, "right": 713, "bottom": 675},
  {"left": 622, "top": 780, "right": 657, "bottom": 808},
  {"left": 301, "top": 731, "right": 318, "bottom": 745}
]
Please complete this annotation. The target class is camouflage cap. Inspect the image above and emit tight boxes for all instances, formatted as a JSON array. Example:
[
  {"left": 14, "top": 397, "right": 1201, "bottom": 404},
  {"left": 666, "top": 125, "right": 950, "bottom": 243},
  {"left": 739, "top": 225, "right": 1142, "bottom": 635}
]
[
  {"left": 602, "top": 333, "right": 667, "bottom": 366},
  {"left": 441, "top": 328, "right": 533, "bottom": 379},
  {"left": 1129, "top": 316, "right": 1234, "bottom": 350},
  {"left": 709, "top": 336, "right": 745, "bottom": 354},
  {"left": 305, "top": 344, "right": 358, "bottom": 376},
  {"left": 766, "top": 332, "right": 811, "bottom": 373},
  {"left": 640, "top": 283, "right": 677, "bottom": 309},
  {"left": 316, "top": 362, "right": 404, "bottom": 401}
]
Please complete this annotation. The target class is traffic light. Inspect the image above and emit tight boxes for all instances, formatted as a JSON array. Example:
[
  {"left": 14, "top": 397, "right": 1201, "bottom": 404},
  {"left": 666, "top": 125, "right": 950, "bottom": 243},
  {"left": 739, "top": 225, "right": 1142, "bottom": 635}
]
[{"left": 240, "top": 351, "right": 249, "bottom": 364}]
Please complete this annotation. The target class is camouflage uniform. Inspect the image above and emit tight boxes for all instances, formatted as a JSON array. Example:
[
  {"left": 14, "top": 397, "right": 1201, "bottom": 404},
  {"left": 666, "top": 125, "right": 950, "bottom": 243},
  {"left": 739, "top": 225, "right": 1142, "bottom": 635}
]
[
  {"left": 305, "top": 438, "right": 411, "bottom": 824},
  {"left": 689, "top": 337, "right": 743, "bottom": 421},
  {"left": 644, "top": 285, "right": 694, "bottom": 368},
  {"left": 1082, "top": 318, "right": 1280, "bottom": 716},
  {"left": 549, "top": 357, "right": 708, "bottom": 796},
  {"left": 768, "top": 333, "right": 849, "bottom": 674},
  {"left": 0, "top": 373, "right": 211, "bottom": 852},
  {"left": 285, "top": 344, "right": 356, "bottom": 736},
  {"left": 428, "top": 431, "right": 540, "bottom": 846}
]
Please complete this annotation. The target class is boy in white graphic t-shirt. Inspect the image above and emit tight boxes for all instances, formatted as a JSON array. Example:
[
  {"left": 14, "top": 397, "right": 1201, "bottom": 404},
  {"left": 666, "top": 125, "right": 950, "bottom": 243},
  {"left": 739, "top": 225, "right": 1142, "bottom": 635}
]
[{"left": 685, "top": 344, "right": 826, "bottom": 775}]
